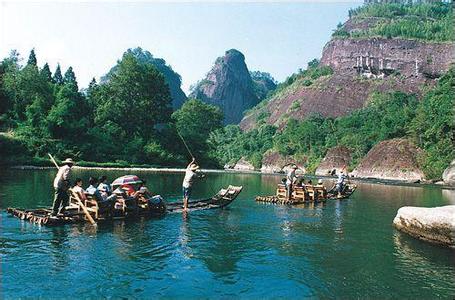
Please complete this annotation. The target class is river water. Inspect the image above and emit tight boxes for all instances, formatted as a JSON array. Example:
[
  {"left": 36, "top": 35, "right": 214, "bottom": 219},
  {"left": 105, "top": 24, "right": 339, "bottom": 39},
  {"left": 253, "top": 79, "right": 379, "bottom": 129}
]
[{"left": 1, "top": 169, "right": 454, "bottom": 298}]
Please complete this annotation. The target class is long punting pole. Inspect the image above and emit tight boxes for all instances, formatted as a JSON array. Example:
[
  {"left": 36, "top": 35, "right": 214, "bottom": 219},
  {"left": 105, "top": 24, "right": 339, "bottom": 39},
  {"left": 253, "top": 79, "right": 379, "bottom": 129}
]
[
  {"left": 177, "top": 131, "right": 195, "bottom": 160},
  {"left": 48, "top": 153, "right": 96, "bottom": 226}
]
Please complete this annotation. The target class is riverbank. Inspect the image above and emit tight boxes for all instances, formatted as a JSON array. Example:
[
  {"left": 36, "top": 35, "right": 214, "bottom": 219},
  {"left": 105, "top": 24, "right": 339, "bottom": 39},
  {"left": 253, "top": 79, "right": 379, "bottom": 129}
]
[{"left": 9, "top": 164, "right": 455, "bottom": 189}]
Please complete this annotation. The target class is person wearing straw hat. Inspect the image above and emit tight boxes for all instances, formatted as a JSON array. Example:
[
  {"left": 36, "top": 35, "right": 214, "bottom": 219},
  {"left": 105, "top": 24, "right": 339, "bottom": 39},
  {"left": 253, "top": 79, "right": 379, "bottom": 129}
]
[
  {"left": 51, "top": 158, "right": 74, "bottom": 216},
  {"left": 182, "top": 158, "right": 202, "bottom": 211}
]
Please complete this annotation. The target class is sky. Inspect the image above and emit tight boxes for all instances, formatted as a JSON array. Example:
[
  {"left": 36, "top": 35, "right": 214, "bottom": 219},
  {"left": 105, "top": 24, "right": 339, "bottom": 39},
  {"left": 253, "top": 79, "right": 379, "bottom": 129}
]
[{"left": 0, "top": 0, "right": 362, "bottom": 94}]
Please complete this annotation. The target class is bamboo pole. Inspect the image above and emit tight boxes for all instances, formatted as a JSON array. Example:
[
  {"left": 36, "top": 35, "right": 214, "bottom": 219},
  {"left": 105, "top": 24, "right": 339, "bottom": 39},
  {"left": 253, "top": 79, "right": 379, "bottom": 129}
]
[{"left": 48, "top": 153, "right": 96, "bottom": 226}]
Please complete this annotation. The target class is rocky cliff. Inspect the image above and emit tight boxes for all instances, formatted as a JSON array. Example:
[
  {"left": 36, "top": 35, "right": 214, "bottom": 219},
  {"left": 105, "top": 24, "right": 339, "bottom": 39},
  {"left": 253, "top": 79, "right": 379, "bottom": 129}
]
[
  {"left": 443, "top": 160, "right": 455, "bottom": 186},
  {"left": 191, "top": 49, "right": 270, "bottom": 124},
  {"left": 351, "top": 138, "right": 425, "bottom": 181},
  {"left": 240, "top": 25, "right": 455, "bottom": 131},
  {"left": 260, "top": 150, "right": 306, "bottom": 174},
  {"left": 315, "top": 146, "right": 352, "bottom": 176}
]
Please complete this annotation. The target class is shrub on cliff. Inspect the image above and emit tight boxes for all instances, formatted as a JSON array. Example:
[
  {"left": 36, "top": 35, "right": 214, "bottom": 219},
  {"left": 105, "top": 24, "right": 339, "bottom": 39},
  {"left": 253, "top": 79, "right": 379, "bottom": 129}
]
[
  {"left": 409, "top": 67, "right": 455, "bottom": 179},
  {"left": 336, "top": 2, "right": 454, "bottom": 42}
]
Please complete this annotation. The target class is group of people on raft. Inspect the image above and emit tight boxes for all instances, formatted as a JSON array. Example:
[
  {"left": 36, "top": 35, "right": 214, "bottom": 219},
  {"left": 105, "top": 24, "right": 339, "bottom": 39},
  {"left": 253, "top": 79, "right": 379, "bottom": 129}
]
[
  {"left": 51, "top": 157, "right": 204, "bottom": 217},
  {"left": 284, "top": 164, "right": 348, "bottom": 200}
]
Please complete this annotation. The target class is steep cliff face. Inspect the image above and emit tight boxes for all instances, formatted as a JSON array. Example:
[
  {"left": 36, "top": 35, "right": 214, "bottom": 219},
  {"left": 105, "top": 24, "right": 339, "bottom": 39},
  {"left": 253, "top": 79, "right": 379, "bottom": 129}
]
[
  {"left": 190, "top": 49, "right": 261, "bottom": 124},
  {"left": 351, "top": 138, "right": 425, "bottom": 181},
  {"left": 240, "top": 35, "right": 454, "bottom": 131}
]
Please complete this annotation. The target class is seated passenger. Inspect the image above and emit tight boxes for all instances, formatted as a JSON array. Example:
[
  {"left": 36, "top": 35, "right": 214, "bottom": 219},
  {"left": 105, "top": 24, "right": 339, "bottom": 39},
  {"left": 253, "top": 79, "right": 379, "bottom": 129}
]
[
  {"left": 72, "top": 178, "right": 87, "bottom": 201},
  {"left": 97, "top": 175, "right": 112, "bottom": 197},
  {"left": 86, "top": 177, "right": 104, "bottom": 202},
  {"left": 133, "top": 180, "right": 153, "bottom": 199},
  {"left": 121, "top": 183, "right": 136, "bottom": 197}
]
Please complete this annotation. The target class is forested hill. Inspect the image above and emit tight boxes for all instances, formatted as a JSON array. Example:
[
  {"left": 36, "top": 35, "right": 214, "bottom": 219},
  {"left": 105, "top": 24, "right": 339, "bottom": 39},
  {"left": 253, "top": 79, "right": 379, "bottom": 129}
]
[
  {"left": 102, "top": 48, "right": 187, "bottom": 109},
  {"left": 215, "top": 1, "right": 454, "bottom": 181},
  {"left": 0, "top": 49, "right": 224, "bottom": 167},
  {"left": 240, "top": 1, "right": 454, "bottom": 131}
]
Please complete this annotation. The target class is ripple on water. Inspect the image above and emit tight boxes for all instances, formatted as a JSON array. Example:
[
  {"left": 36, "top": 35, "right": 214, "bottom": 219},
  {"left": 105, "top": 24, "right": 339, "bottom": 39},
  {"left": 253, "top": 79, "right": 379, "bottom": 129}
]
[{"left": 1, "top": 171, "right": 455, "bottom": 298}]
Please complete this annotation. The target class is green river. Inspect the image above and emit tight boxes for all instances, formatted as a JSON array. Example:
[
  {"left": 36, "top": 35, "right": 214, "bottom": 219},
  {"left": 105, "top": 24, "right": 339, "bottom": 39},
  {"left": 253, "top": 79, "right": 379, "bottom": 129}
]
[{"left": 1, "top": 169, "right": 454, "bottom": 298}]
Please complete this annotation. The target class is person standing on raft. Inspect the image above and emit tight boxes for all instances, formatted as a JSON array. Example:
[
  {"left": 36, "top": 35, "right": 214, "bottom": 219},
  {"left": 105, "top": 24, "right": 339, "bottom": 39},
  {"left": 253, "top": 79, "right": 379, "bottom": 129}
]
[
  {"left": 286, "top": 165, "right": 298, "bottom": 200},
  {"left": 51, "top": 158, "right": 74, "bottom": 217},
  {"left": 182, "top": 158, "right": 203, "bottom": 211}
]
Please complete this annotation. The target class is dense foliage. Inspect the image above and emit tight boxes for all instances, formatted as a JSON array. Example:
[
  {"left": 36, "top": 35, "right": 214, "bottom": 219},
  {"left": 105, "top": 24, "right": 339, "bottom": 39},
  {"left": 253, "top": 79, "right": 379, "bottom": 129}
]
[
  {"left": 409, "top": 68, "right": 455, "bottom": 178},
  {"left": 0, "top": 49, "right": 223, "bottom": 167},
  {"left": 208, "top": 70, "right": 454, "bottom": 179},
  {"left": 333, "top": 2, "right": 454, "bottom": 42},
  {"left": 172, "top": 99, "right": 223, "bottom": 164}
]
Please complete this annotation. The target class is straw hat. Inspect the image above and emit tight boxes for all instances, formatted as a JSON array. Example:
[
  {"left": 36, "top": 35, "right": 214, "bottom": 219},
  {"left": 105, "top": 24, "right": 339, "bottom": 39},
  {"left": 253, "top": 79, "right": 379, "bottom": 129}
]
[
  {"left": 62, "top": 158, "right": 75, "bottom": 165},
  {"left": 318, "top": 179, "right": 323, "bottom": 184},
  {"left": 190, "top": 163, "right": 200, "bottom": 171}
]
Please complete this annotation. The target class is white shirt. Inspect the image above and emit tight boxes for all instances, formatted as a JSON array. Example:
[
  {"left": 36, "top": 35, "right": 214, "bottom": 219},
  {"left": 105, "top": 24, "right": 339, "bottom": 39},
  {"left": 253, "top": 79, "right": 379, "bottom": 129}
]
[
  {"left": 337, "top": 173, "right": 346, "bottom": 184},
  {"left": 182, "top": 169, "right": 197, "bottom": 188},
  {"left": 286, "top": 169, "right": 296, "bottom": 185},
  {"left": 73, "top": 185, "right": 85, "bottom": 194},
  {"left": 53, "top": 165, "right": 71, "bottom": 189}
]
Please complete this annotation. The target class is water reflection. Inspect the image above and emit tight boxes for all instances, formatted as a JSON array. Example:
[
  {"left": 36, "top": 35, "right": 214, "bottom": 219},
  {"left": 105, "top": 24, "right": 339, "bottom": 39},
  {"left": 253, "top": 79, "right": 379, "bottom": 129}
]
[
  {"left": 1, "top": 170, "right": 455, "bottom": 298},
  {"left": 442, "top": 189, "right": 455, "bottom": 204},
  {"left": 49, "top": 227, "right": 70, "bottom": 273},
  {"left": 393, "top": 232, "right": 455, "bottom": 296}
]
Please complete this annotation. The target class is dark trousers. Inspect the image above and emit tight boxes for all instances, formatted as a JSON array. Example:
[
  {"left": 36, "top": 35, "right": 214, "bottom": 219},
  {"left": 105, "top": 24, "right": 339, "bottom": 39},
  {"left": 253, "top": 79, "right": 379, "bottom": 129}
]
[{"left": 52, "top": 188, "right": 69, "bottom": 215}]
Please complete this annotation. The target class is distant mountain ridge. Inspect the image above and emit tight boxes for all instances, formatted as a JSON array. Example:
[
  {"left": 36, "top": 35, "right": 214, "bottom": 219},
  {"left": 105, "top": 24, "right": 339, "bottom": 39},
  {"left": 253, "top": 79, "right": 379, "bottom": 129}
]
[{"left": 190, "top": 49, "right": 276, "bottom": 124}]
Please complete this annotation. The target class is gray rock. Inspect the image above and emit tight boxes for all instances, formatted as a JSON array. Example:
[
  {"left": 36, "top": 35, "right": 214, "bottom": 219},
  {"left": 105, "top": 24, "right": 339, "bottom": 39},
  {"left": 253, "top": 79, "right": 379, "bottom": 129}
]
[
  {"left": 443, "top": 159, "right": 455, "bottom": 186},
  {"left": 191, "top": 49, "right": 261, "bottom": 124},
  {"left": 393, "top": 205, "right": 455, "bottom": 248}
]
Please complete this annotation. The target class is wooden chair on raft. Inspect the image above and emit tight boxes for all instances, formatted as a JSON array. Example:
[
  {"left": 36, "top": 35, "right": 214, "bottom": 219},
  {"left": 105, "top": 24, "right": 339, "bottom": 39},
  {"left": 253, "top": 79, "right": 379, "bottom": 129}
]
[
  {"left": 292, "top": 186, "right": 306, "bottom": 202},
  {"left": 277, "top": 184, "right": 287, "bottom": 200},
  {"left": 315, "top": 186, "right": 327, "bottom": 200},
  {"left": 304, "top": 185, "right": 317, "bottom": 202},
  {"left": 69, "top": 190, "right": 99, "bottom": 220}
]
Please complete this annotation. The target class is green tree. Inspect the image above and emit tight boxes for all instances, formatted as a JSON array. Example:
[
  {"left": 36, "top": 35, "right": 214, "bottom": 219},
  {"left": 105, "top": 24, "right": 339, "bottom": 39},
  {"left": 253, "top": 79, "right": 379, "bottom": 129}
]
[
  {"left": 409, "top": 67, "right": 455, "bottom": 179},
  {"left": 27, "top": 49, "right": 37, "bottom": 67},
  {"left": 53, "top": 64, "right": 64, "bottom": 85},
  {"left": 172, "top": 98, "right": 223, "bottom": 161},
  {"left": 40, "top": 63, "right": 53, "bottom": 82}
]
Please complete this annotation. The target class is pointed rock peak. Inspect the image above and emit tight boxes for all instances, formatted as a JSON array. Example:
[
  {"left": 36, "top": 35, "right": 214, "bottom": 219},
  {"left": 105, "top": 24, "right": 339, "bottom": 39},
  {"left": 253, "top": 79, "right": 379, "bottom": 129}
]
[{"left": 223, "top": 49, "right": 245, "bottom": 62}]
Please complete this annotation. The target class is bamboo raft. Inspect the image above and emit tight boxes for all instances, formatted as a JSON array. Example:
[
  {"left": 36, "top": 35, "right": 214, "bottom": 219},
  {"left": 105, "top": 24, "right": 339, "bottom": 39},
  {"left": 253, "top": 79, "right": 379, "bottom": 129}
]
[
  {"left": 6, "top": 185, "right": 243, "bottom": 226},
  {"left": 255, "top": 183, "right": 357, "bottom": 205}
]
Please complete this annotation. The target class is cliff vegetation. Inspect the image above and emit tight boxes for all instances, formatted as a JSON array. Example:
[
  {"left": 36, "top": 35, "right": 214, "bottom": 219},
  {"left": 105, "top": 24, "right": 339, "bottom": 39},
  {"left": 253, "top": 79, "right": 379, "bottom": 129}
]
[{"left": 333, "top": 2, "right": 454, "bottom": 41}]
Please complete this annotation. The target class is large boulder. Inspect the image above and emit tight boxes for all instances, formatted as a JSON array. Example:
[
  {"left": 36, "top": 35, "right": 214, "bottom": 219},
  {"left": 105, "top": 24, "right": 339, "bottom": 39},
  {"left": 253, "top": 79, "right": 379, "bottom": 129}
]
[
  {"left": 443, "top": 159, "right": 455, "bottom": 186},
  {"left": 232, "top": 158, "right": 255, "bottom": 171},
  {"left": 351, "top": 138, "right": 425, "bottom": 181},
  {"left": 260, "top": 150, "right": 306, "bottom": 174},
  {"left": 393, "top": 205, "right": 455, "bottom": 248},
  {"left": 315, "top": 146, "right": 352, "bottom": 176}
]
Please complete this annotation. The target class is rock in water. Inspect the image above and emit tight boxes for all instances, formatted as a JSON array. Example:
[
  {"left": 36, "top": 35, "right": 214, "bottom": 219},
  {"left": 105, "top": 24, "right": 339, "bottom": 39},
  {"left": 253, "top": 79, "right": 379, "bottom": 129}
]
[
  {"left": 351, "top": 138, "right": 425, "bottom": 181},
  {"left": 443, "top": 160, "right": 455, "bottom": 186},
  {"left": 315, "top": 146, "right": 352, "bottom": 176},
  {"left": 393, "top": 205, "right": 455, "bottom": 248},
  {"left": 190, "top": 49, "right": 260, "bottom": 124}
]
